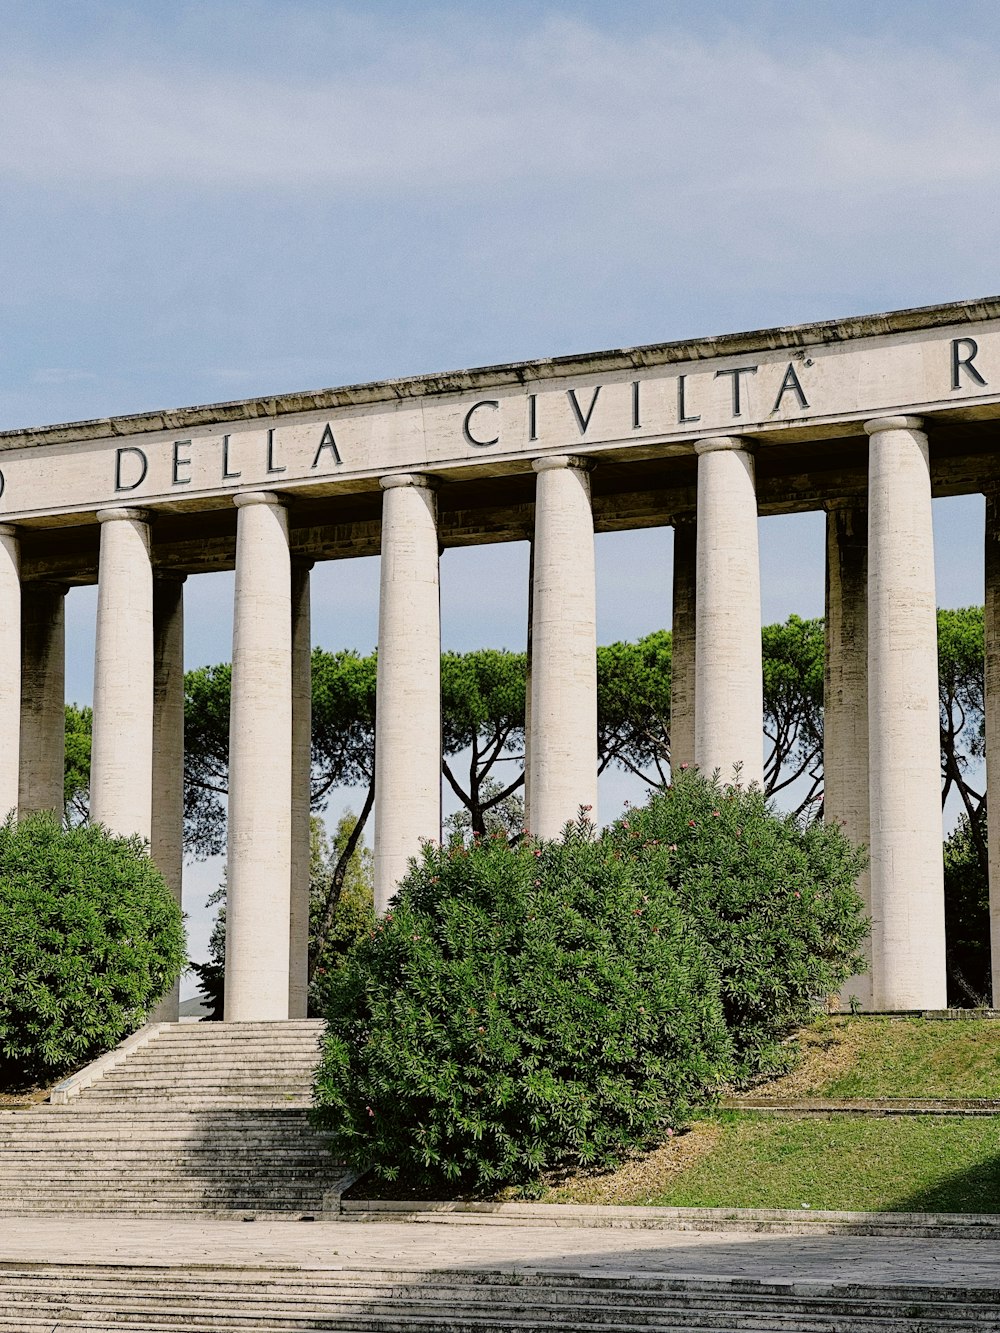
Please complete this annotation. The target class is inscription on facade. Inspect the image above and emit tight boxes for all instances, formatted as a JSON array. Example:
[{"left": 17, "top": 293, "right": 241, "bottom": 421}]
[{"left": 0, "top": 330, "right": 994, "bottom": 521}]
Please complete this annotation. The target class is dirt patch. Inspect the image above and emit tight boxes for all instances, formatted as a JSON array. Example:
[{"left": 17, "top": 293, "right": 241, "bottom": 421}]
[
  {"left": 728, "top": 1018, "right": 866, "bottom": 1101},
  {"left": 542, "top": 1122, "right": 722, "bottom": 1205}
]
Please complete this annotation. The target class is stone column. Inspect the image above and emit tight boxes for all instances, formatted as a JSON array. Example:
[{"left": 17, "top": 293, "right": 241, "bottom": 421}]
[
  {"left": 149, "top": 574, "right": 185, "bottom": 1024},
  {"left": 670, "top": 513, "right": 697, "bottom": 774},
  {"left": 19, "top": 582, "right": 66, "bottom": 817},
  {"left": 824, "top": 502, "right": 872, "bottom": 1011},
  {"left": 289, "top": 560, "right": 312, "bottom": 1020},
  {"left": 984, "top": 492, "right": 1000, "bottom": 1007},
  {"left": 374, "top": 475, "right": 441, "bottom": 913},
  {"left": 866, "top": 416, "right": 946, "bottom": 1011},
  {"left": 522, "top": 539, "right": 534, "bottom": 833},
  {"left": 91, "top": 509, "right": 154, "bottom": 840},
  {"left": 0, "top": 527, "right": 20, "bottom": 819},
  {"left": 693, "top": 437, "right": 764, "bottom": 787},
  {"left": 528, "top": 455, "right": 598, "bottom": 839},
  {"left": 225, "top": 493, "right": 293, "bottom": 1022}
]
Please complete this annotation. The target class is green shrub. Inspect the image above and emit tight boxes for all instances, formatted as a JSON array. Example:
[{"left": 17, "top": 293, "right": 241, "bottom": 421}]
[
  {"left": 606, "top": 770, "right": 868, "bottom": 1081},
  {"left": 313, "top": 820, "right": 732, "bottom": 1191},
  {"left": 0, "top": 813, "right": 185, "bottom": 1086}
]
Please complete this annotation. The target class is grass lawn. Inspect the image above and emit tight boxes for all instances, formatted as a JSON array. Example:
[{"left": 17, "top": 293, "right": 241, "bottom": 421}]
[
  {"left": 546, "top": 1112, "right": 1000, "bottom": 1213},
  {"left": 541, "top": 1019, "right": 1000, "bottom": 1212},
  {"left": 743, "top": 1016, "right": 1000, "bottom": 1101}
]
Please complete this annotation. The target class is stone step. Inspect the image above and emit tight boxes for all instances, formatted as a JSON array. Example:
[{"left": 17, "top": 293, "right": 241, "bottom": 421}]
[
  {"left": 98, "top": 1059, "right": 318, "bottom": 1070},
  {"left": 0, "top": 1273, "right": 997, "bottom": 1332},
  {"left": 71, "top": 1096, "right": 314, "bottom": 1107},
  {"left": 93, "top": 1071, "right": 317, "bottom": 1082}
]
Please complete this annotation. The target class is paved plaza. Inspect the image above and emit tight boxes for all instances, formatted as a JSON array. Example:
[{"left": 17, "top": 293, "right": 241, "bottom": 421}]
[{"left": 2, "top": 1214, "right": 999, "bottom": 1290}]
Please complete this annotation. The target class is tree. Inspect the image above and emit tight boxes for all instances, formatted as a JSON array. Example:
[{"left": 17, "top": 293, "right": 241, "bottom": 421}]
[
  {"left": 64, "top": 704, "right": 92, "bottom": 825},
  {"left": 441, "top": 649, "right": 526, "bottom": 837},
  {"left": 938, "top": 607, "right": 986, "bottom": 867},
  {"left": 308, "top": 813, "right": 375, "bottom": 1011},
  {"left": 942, "top": 815, "right": 991, "bottom": 1007},
  {"left": 192, "top": 811, "right": 374, "bottom": 1018},
  {"left": 597, "top": 631, "right": 672, "bottom": 784},
  {"left": 183, "top": 650, "right": 378, "bottom": 962},
  {"left": 761, "top": 616, "right": 824, "bottom": 813}
]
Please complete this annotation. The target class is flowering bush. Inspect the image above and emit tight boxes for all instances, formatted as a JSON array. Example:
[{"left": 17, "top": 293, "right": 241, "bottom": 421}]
[
  {"left": 312, "top": 818, "right": 732, "bottom": 1191},
  {"left": 605, "top": 770, "right": 868, "bottom": 1081},
  {"left": 0, "top": 813, "right": 185, "bottom": 1086}
]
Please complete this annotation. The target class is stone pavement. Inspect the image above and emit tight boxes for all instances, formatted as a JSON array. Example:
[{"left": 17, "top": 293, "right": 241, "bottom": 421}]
[{"left": 2, "top": 1214, "right": 999, "bottom": 1290}]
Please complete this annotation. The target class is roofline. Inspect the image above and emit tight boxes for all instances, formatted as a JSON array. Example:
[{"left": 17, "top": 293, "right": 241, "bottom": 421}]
[{"left": 5, "top": 293, "right": 999, "bottom": 450}]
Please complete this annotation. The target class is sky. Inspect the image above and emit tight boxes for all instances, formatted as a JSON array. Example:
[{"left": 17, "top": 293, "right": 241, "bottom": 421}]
[{"left": 2, "top": 1, "right": 996, "bottom": 982}]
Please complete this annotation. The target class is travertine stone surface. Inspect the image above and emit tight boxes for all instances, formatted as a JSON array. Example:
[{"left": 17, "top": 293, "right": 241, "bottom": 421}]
[
  {"left": 694, "top": 438, "right": 764, "bottom": 788},
  {"left": 289, "top": 561, "right": 312, "bottom": 1020},
  {"left": 866, "top": 417, "right": 947, "bottom": 1010},
  {"left": 985, "top": 493, "right": 1000, "bottom": 1007},
  {"left": 150, "top": 575, "right": 185, "bottom": 1025},
  {"left": 18, "top": 581, "right": 65, "bottom": 817},
  {"left": 374, "top": 475, "right": 441, "bottom": 913},
  {"left": 0, "top": 527, "right": 19, "bottom": 819},
  {"left": 2, "top": 303, "right": 999, "bottom": 524},
  {"left": 225, "top": 493, "right": 292, "bottom": 1021},
  {"left": 528, "top": 456, "right": 598, "bottom": 838},
  {"left": 91, "top": 509, "right": 154, "bottom": 840},
  {"left": 670, "top": 515, "right": 697, "bottom": 774},
  {"left": 824, "top": 503, "right": 872, "bottom": 1011}
]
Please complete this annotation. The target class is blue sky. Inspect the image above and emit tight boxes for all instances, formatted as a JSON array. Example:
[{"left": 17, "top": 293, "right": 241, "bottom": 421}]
[{"left": 1, "top": 1, "right": 994, "bottom": 973}]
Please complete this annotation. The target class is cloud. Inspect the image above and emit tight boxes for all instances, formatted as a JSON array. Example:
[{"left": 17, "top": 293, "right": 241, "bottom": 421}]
[{"left": 1, "top": 17, "right": 999, "bottom": 200}]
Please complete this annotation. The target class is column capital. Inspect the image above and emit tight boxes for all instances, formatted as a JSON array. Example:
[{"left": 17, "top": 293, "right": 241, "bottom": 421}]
[
  {"left": 96, "top": 507, "right": 150, "bottom": 524},
  {"left": 153, "top": 570, "right": 188, "bottom": 585},
  {"left": 532, "top": 454, "right": 591, "bottom": 474},
  {"left": 0, "top": 524, "right": 17, "bottom": 539},
  {"left": 380, "top": 473, "right": 436, "bottom": 491},
  {"left": 824, "top": 496, "right": 867, "bottom": 513},
  {"left": 233, "top": 490, "right": 285, "bottom": 509},
  {"left": 693, "top": 435, "right": 749, "bottom": 456},
  {"left": 864, "top": 415, "right": 925, "bottom": 436}
]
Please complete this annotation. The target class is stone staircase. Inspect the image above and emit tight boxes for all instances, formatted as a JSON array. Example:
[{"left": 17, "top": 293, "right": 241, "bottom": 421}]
[
  {"left": 0, "top": 1020, "right": 354, "bottom": 1215},
  {"left": 0, "top": 1266, "right": 997, "bottom": 1331}
]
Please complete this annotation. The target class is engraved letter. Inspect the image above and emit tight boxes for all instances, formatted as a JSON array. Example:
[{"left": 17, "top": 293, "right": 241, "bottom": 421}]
[
  {"left": 0, "top": 469, "right": 5, "bottom": 501},
  {"left": 715, "top": 365, "right": 758, "bottom": 417},
  {"left": 266, "top": 427, "right": 286, "bottom": 475},
  {"left": 528, "top": 393, "right": 538, "bottom": 442},
  {"left": 222, "top": 434, "right": 241, "bottom": 480},
  {"left": 172, "top": 439, "right": 192, "bottom": 486},
  {"left": 678, "top": 374, "right": 701, "bottom": 424},
  {"left": 463, "top": 400, "right": 500, "bottom": 448},
  {"left": 567, "top": 385, "right": 601, "bottom": 434},
  {"left": 632, "top": 380, "right": 641, "bottom": 430},
  {"left": 951, "top": 337, "right": 987, "bottom": 390},
  {"left": 114, "top": 446, "right": 148, "bottom": 493},
  {"left": 772, "top": 362, "right": 809, "bottom": 412},
  {"left": 311, "top": 423, "right": 343, "bottom": 468}
]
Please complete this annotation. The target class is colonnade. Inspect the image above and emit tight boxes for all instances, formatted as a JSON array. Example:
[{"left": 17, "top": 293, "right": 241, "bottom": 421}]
[{"left": 0, "top": 416, "right": 968, "bottom": 1017}]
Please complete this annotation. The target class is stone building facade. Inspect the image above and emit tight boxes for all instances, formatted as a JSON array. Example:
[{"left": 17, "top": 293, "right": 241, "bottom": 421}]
[{"left": 3, "top": 296, "right": 999, "bottom": 1017}]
